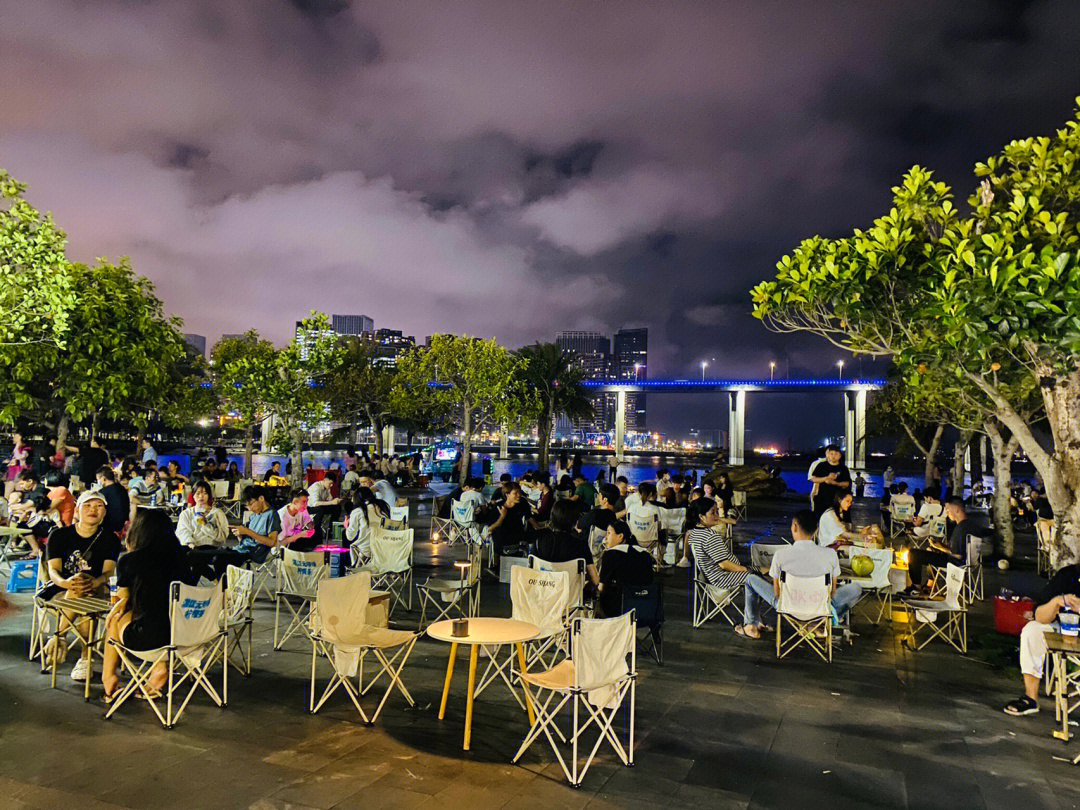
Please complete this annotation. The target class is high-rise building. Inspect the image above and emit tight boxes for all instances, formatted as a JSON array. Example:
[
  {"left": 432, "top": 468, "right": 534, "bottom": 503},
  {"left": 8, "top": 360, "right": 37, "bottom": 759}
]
[
  {"left": 183, "top": 333, "right": 206, "bottom": 358},
  {"left": 556, "top": 331, "right": 611, "bottom": 357},
  {"left": 555, "top": 332, "right": 614, "bottom": 434},
  {"left": 614, "top": 327, "right": 648, "bottom": 431},
  {"left": 358, "top": 328, "right": 417, "bottom": 367},
  {"left": 332, "top": 314, "right": 374, "bottom": 335}
]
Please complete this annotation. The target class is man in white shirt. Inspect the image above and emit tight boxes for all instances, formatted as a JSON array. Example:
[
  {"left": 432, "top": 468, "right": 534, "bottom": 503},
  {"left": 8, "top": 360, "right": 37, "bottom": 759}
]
[
  {"left": 306, "top": 471, "right": 341, "bottom": 544},
  {"left": 458, "top": 478, "right": 486, "bottom": 512},
  {"left": 739, "top": 510, "right": 862, "bottom": 639},
  {"left": 340, "top": 464, "right": 360, "bottom": 496},
  {"left": 911, "top": 491, "right": 943, "bottom": 539},
  {"left": 359, "top": 474, "right": 398, "bottom": 508}
]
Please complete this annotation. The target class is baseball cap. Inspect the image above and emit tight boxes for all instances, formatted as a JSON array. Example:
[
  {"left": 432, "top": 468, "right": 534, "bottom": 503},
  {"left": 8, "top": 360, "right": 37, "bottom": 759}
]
[{"left": 76, "top": 490, "right": 107, "bottom": 508}]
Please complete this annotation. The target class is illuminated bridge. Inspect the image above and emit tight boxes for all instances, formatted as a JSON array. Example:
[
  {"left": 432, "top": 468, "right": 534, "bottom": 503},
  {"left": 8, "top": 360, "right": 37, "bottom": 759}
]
[{"left": 581, "top": 378, "right": 886, "bottom": 469}]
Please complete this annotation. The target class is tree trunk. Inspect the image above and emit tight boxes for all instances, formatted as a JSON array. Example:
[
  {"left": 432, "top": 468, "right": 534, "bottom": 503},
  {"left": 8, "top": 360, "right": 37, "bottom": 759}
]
[
  {"left": 985, "top": 420, "right": 1019, "bottom": 558},
  {"left": 952, "top": 430, "right": 972, "bottom": 500},
  {"left": 902, "top": 420, "right": 944, "bottom": 489},
  {"left": 244, "top": 427, "right": 254, "bottom": 479},
  {"left": 367, "top": 407, "right": 384, "bottom": 459},
  {"left": 290, "top": 427, "right": 305, "bottom": 488},
  {"left": 55, "top": 413, "right": 70, "bottom": 453},
  {"left": 91, "top": 412, "right": 101, "bottom": 442},
  {"left": 536, "top": 407, "right": 553, "bottom": 472},
  {"left": 460, "top": 403, "right": 473, "bottom": 486},
  {"left": 135, "top": 425, "right": 146, "bottom": 457}
]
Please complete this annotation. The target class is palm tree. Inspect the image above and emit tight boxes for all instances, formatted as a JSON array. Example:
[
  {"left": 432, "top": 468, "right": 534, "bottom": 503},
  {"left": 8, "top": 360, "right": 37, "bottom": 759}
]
[{"left": 516, "top": 343, "right": 594, "bottom": 472}]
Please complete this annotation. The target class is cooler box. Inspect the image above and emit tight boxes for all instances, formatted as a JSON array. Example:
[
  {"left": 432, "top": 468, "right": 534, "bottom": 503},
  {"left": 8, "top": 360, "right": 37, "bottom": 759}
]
[
  {"left": 6, "top": 560, "right": 38, "bottom": 594},
  {"left": 994, "top": 596, "right": 1035, "bottom": 636}
]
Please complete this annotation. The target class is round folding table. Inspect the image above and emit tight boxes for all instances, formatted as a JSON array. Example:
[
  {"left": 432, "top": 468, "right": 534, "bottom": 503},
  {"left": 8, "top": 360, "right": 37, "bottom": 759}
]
[{"left": 427, "top": 617, "right": 538, "bottom": 750}]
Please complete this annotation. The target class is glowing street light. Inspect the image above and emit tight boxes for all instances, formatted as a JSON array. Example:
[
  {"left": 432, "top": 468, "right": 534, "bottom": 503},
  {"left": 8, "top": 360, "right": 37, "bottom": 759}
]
[
  {"left": 837, "top": 359, "right": 845, "bottom": 379},
  {"left": 701, "top": 360, "right": 708, "bottom": 381},
  {"left": 769, "top": 361, "right": 776, "bottom": 380}
]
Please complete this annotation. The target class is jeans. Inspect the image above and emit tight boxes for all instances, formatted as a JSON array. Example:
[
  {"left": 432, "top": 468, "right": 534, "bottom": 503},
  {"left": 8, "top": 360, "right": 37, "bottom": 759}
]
[{"left": 743, "top": 573, "right": 863, "bottom": 626}]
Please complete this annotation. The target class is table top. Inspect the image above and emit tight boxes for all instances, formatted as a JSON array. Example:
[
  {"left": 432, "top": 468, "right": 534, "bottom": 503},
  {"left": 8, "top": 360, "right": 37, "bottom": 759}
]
[
  {"left": 427, "top": 617, "right": 539, "bottom": 645},
  {"left": 1046, "top": 632, "right": 1080, "bottom": 653},
  {"left": 44, "top": 595, "right": 110, "bottom": 616}
]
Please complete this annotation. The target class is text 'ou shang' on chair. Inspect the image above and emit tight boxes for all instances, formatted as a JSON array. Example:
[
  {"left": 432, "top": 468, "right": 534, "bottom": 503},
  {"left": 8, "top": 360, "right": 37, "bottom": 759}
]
[
  {"left": 512, "top": 613, "right": 637, "bottom": 788},
  {"left": 691, "top": 553, "right": 743, "bottom": 629},
  {"left": 474, "top": 566, "right": 572, "bottom": 708},
  {"left": 309, "top": 571, "right": 420, "bottom": 724},
  {"left": 843, "top": 547, "right": 894, "bottom": 625},
  {"left": 356, "top": 527, "right": 414, "bottom": 616},
  {"left": 417, "top": 540, "right": 482, "bottom": 627},
  {"left": 902, "top": 562, "right": 967, "bottom": 654},
  {"left": 105, "top": 581, "right": 228, "bottom": 728},
  {"left": 274, "top": 549, "right": 328, "bottom": 650},
  {"left": 776, "top": 572, "right": 833, "bottom": 662}
]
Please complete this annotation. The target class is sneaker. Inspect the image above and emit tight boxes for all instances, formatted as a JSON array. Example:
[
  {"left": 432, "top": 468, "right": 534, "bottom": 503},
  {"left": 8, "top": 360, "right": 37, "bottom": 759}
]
[
  {"left": 676, "top": 558, "right": 691, "bottom": 568},
  {"left": 70, "top": 657, "right": 90, "bottom": 681},
  {"left": 1003, "top": 696, "right": 1039, "bottom": 716}
]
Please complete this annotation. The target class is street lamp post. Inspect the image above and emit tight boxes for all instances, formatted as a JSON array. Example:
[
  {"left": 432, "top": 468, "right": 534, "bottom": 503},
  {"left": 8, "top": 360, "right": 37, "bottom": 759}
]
[
  {"left": 769, "top": 361, "right": 776, "bottom": 380},
  {"left": 837, "top": 360, "right": 845, "bottom": 379},
  {"left": 701, "top": 360, "right": 708, "bottom": 381}
]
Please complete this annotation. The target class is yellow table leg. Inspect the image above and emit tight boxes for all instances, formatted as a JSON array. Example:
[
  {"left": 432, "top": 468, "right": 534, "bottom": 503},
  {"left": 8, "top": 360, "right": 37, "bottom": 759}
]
[
  {"left": 515, "top": 642, "right": 535, "bottom": 726},
  {"left": 438, "top": 642, "right": 458, "bottom": 720},
  {"left": 464, "top": 645, "right": 479, "bottom": 750}
]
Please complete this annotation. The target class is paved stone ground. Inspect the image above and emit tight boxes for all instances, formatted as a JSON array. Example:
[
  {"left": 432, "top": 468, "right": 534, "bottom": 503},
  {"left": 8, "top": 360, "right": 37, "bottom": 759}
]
[{"left": 2, "top": 492, "right": 1080, "bottom": 810}]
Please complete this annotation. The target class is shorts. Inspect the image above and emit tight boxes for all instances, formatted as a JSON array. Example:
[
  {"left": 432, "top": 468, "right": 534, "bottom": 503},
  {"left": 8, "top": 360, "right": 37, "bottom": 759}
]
[{"left": 122, "top": 617, "right": 169, "bottom": 652}]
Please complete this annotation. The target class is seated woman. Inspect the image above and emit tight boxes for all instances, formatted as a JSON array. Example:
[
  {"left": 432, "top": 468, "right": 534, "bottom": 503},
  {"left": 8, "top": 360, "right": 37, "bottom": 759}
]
[
  {"left": 596, "top": 519, "right": 654, "bottom": 618},
  {"left": 678, "top": 488, "right": 736, "bottom": 568},
  {"left": 344, "top": 486, "right": 390, "bottom": 561},
  {"left": 683, "top": 498, "right": 756, "bottom": 635},
  {"left": 531, "top": 499, "right": 600, "bottom": 594},
  {"left": 176, "top": 480, "right": 230, "bottom": 550},
  {"left": 818, "top": 492, "right": 886, "bottom": 550},
  {"left": 102, "top": 508, "right": 193, "bottom": 701}
]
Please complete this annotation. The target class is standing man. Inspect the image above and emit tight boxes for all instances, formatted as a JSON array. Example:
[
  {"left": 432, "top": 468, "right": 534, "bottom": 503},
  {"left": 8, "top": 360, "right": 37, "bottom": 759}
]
[
  {"left": 807, "top": 444, "right": 851, "bottom": 516},
  {"left": 140, "top": 438, "right": 158, "bottom": 466},
  {"left": 607, "top": 453, "right": 619, "bottom": 483}
]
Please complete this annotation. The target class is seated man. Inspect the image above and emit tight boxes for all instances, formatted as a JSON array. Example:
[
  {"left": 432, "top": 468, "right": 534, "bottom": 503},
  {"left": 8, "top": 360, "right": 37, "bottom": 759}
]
[
  {"left": 278, "top": 488, "right": 316, "bottom": 551},
  {"left": 95, "top": 466, "right": 130, "bottom": 537},
  {"left": 575, "top": 483, "right": 620, "bottom": 554},
  {"left": 740, "top": 510, "right": 863, "bottom": 640},
  {"left": 306, "top": 471, "right": 341, "bottom": 544},
  {"left": 905, "top": 497, "right": 972, "bottom": 593},
  {"left": 1004, "top": 564, "right": 1080, "bottom": 716},
  {"left": 222, "top": 485, "right": 282, "bottom": 574},
  {"left": 890, "top": 481, "right": 916, "bottom": 512},
  {"left": 485, "top": 482, "right": 531, "bottom": 560},
  {"left": 911, "top": 491, "right": 945, "bottom": 540},
  {"left": 569, "top": 472, "right": 595, "bottom": 509},
  {"left": 458, "top": 477, "right": 487, "bottom": 512}
]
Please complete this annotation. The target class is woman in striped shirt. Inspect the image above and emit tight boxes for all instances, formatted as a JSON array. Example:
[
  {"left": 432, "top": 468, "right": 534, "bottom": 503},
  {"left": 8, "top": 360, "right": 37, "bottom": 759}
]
[{"left": 686, "top": 497, "right": 755, "bottom": 634}]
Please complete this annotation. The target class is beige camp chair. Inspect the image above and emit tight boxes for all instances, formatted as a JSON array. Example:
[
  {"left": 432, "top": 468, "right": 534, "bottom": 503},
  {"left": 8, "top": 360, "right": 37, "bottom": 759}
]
[
  {"left": 273, "top": 549, "right": 328, "bottom": 650},
  {"left": 902, "top": 562, "right": 967, "bottom": 654},
  {"left": 356, "top": 527, "right": 414, "bottom": 616},
  {"left": 776, "top": 572, "right": 833, "bottom": 662}
]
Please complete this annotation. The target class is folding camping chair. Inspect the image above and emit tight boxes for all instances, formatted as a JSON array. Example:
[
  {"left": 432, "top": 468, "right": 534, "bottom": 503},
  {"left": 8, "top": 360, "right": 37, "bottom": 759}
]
[
  {"left": 927, "top": 536, "right": 984, "bottom": 603},
  {"left": 918, "top": 513, "right": 948, "bottom": 550},
  {"left": 624, "top": 580, "right": 664, "bottom": 665},
  {"left": 221, "top": 479, "right": 251, "bottom": 520},
  {"left": 843, "top": 547, "right": 894, "bottom": 625},
  {"left": 587, "top": 526, "right": 606, "bottom": 569},
  {"left": 309, "top": 572, "right": 420, "bottom": 723},
  {"left": 512, "top": 613, "right": 637, "bottom": 788},
  {"left": 775, "top": 572, "right": 833, "bottom": 662},
  {"left": 249, "top": 546, "right": 280, "bottom": 602},
  {"left": 730, "top": 490, "right": 748, "bottom": 522},
  {"left": 475, "top": 567, "right": 572, "bottom": 707},
  {"left": 222, "top": 565, "right": 255, "bottom": 676},
  {"left": 29, "top": 557, "right": 52, "bottom": 662},
  {"left": 1036, "top": 521, "right": 1055, "bottom": 577},
  {"left": 658, "top": 506, "right": 687, "bottom": 565},
  {"left": 902, "top": 562, "right": 967, "bottom": 654},
  {"left": 356, "top": 527, "right": 414, "bottom": 616},
  {"left": 447, "top": 500, "right": 483, "bottom": 548},
  {"left": 387, "top": 505, "right": 409, "bottom": 529},
  {"left": 889, "top": 502, "right": 915, "bottom": 539},
  {"left": 530, "top": 555, "right": 588, "bottom": 617},
  {"left": 691, "top": 553, "right": 744, "bottom": 629},
  {"left": 417, "top": 539, "right": 482, "bottom": 627},
  {"left": 104, "top": 581, "right": 228, "bottom": 728},
  {"left": 628, "top": 513, "right": 661, "bottom": 565},
  {"left": 0, "top": 526, "right": 33, "bottom": 580},
  {"left": 273, "top": 549, "right": 328, "bottom": 650}
]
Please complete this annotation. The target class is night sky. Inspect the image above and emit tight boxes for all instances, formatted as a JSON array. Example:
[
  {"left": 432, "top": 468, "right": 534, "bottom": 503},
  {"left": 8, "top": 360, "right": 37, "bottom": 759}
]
[{"left": 4, "top": 1, "right": 1079, "bottom": 445}]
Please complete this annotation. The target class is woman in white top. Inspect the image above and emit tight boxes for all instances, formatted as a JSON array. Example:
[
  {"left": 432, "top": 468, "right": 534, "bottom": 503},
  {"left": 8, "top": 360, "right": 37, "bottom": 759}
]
[
  {"left": 344, "top": 487, "right": 389, "bottom": 562},
  {"left": 818, "top": 492, "right": 885, "bottom": 548},
  {"left": 175, "top": 480, "right": 230, "bottom": 549}
]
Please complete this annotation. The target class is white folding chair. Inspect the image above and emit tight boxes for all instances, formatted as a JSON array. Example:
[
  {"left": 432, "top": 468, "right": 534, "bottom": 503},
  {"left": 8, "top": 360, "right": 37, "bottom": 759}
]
[
  {"left": 309, "top": 572, "right": 420, "bottom": 723},
  {"left": 221, "top": 479, "right": 251, "bottom": 520},
  {"left": 889, "top": 502, "right": 914, "bottom": 538},
  {"left": 730, "top": 490, "right": 748, "bottom": 521},
  {"left": 448, "top": 500, "right": 483, "bottom": 547},
  {"left": 105, "top": 581, "right": 228, "bottom": 728},
  {"left": 249, "top": 546, "right": 281, "bottom": 602},
  {"left": 690, "top": 553, "right": 744, "bottom": 629},
  {"left": 628, "top": 513, "right": 660, "bottom": 564},
  {"left": 29, "top": 557, "right": 53, "bottom": 663},
  {"left": 902, "top": 563, "right": 967, "bottom": 654},
  {"left": 356, "top": 527, "right": 414, "bottom": 616},
  {"left": 222, "top": 565, "right": 255, "bottom": 675},
  {"left": 530, "top": 555, "right": 587, "bottom": 617},
  {"left": 209, "top": 479, "right": 230, "bottom": 501},
  {"left": 658, "top": 507, "right": 687, "bottom": 564},
  {"left": 965, "top": 535, "right": 985, "bottom": 601},
  {"left": 273, "top": 549, "right": 328, "bottom": 650},
  {"left": 775, "top": 572, "right": 833, "bottom": 662},
  {"left": 587, "top": 526, "right": 606, "bottom": 568},
  {"left": 476, "top": 567, "right": 572, "bottom": 707},
  {"left": 1036, "top": 521, "right": 1055, "bottom": 577},
  {"left": 843, "top": 547, "right": 894, "bottom": 625},
  {"left": 388, "top": 505, "right": 409, "bottom": 528},
  {"left": 417, "top": 540, "right": 482, "bottom": 626},
  {"left": 512, "top": 613, "right": 637, "bottom": 787}
]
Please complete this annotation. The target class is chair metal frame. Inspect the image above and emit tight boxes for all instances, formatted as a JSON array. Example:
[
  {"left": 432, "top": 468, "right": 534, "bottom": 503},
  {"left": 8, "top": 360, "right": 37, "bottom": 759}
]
[
  {"left": 775, "top": 572, "right": 833, "bottom": 662},
  {"left": 273, "top": 549, "right": 329, "bottom": 650},
  {"left": 691, "top": 552, "right": 744, "bottom": 629},
  {"left": 730, "top": 490, "right": 748, "bottom": 522},
  {"left": 222, "top": 565, "right": 255, "bottom": 676},
  {"left": 902, "top": 563, "right": 968, "bottom": 654},
  {"left": 1036, "top": 521, "right": 1055, "bottom": 578},
  {"left": 417, "top": 540, "right": 482, "bottom": 627},
  {"left": 889, "top": 501, "right": 915, "bottom": 539}
]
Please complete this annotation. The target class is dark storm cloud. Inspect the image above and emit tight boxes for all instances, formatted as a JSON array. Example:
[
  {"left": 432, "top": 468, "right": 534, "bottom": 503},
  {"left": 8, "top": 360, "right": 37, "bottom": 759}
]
[{"left": 1, "top": 0, "right": 1077, "bottom": 440}]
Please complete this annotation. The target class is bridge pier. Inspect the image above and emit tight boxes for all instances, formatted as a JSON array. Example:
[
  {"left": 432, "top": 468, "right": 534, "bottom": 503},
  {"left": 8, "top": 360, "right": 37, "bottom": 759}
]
[
  {"left": 499, "top": 425, "right": 509, "bottom": 459},
  {"left": 728, "top": 391, "right": 746, "bottom": 466},
  {"left": 615, "top": 389, "right": 626, "bottom": 461},
  {"left": 844, "top": 389, "right": 867, "bottom": 471},
  {"left": 381, "top": 424, "right": 395, "bottom": 455}
]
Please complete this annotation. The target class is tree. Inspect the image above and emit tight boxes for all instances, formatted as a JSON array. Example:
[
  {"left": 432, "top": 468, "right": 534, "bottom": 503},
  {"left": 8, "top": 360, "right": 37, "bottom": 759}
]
[
  {"left": 867, "top": 378, "right": 946, "bottom": 489},
  {"left": 514, "top": 343, "right": 593, "bottom": 472},
  {"left": 324, "top": 338, "right": 398, "bottom": 458},
  {"left": 0, "top": 170, "right": 77, "bottom": 423},
  {"left": 394, "top": 335, "right": 531, "bottom": 485},
  {"left": 752, "top": 100, "right": 1080, "bottom": 565},
  {"left": 213, "top": 331, "right": 279, "bottom": 476}
]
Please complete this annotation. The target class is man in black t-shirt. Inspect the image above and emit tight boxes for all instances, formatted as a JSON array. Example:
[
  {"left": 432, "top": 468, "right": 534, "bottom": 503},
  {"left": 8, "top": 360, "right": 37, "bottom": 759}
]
[
  {"left": 576, "top": 484, "right": 621, "bottom": 557},
  {"left": 1004, "top": 564, "right": 1080, "bottom": 716},
  {"left": 807, "top": 445, "right": 851, "bottom": 515},
  {"left": 485, "top": 483, "right": 532, "bottom": 560},
  {"left": 905, "top": 498, "right": 977, "bottom": 591},
  {"left": 41, "top": 490, "right": 122, "bottom": 682},
  {"left": 94, "top": 466, "right": 131, "bottom": 535}
]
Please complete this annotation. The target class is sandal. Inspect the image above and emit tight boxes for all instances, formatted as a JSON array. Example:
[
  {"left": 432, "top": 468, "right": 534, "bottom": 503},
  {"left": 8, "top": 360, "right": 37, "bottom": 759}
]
[
  {"left": 734, "top": 625, "right": 760, "bottom": 640},
  {"left": 1003, "top": 696, "right": 1039, "bottom": 716}
]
